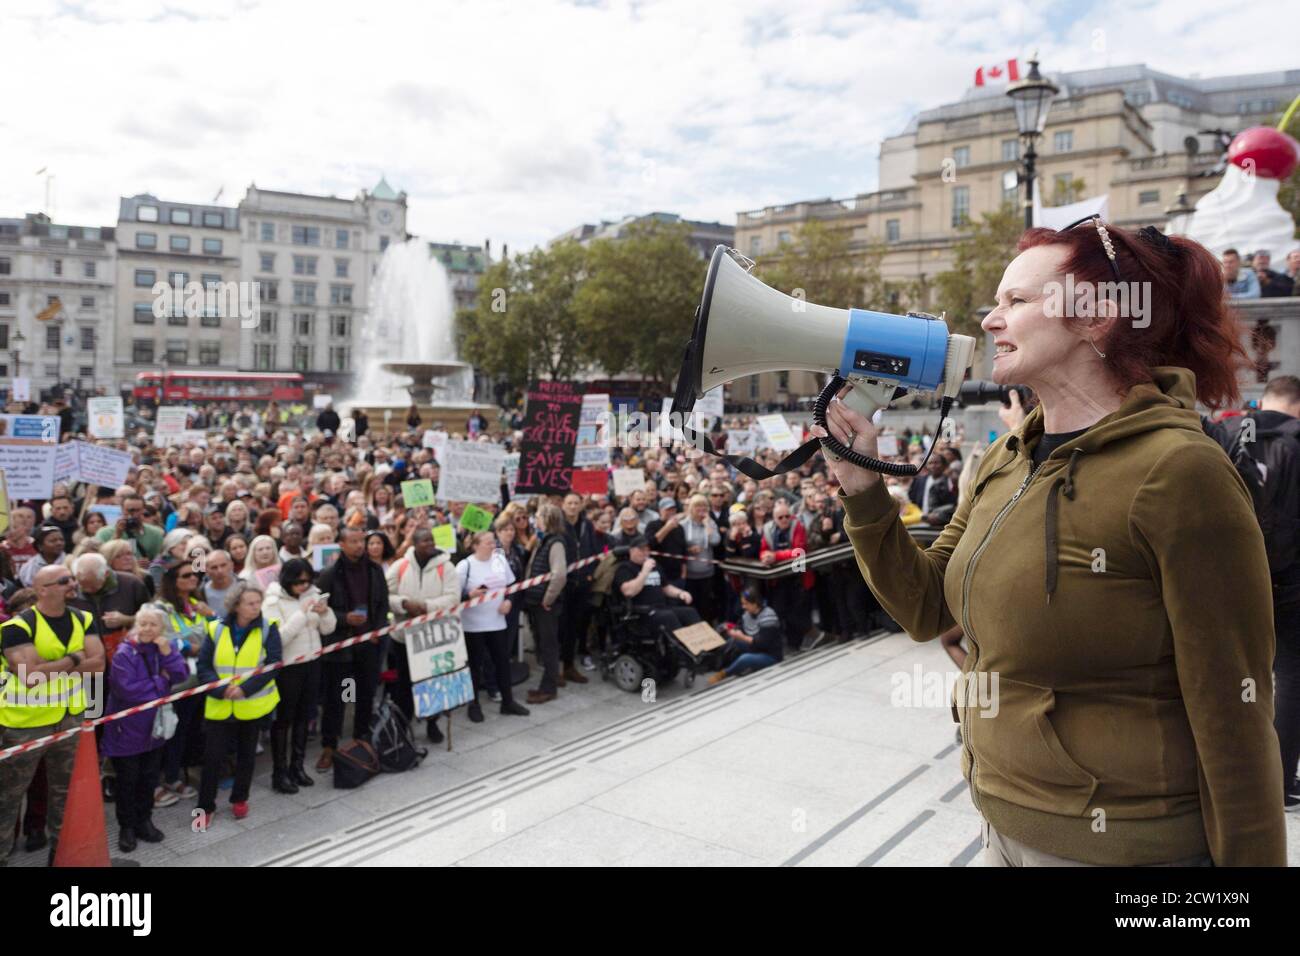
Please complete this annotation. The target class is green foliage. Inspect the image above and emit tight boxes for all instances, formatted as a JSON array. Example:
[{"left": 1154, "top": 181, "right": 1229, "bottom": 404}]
[
  {"left": 754, "top": 219, "right": 886, "bottom": 309},
  {"left": 931, "top": 203, "right": 1023, "bottom": 338}
]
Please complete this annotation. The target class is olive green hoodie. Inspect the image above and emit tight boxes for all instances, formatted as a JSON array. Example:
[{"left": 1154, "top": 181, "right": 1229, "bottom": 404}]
[{"left": 842, "top": 367, "right": 1286, "bottom": 866}]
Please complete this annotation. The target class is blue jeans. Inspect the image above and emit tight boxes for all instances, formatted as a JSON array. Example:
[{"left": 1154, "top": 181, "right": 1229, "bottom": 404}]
[{"left": 725, "top": 652, "right": 777, "bottom": 677}]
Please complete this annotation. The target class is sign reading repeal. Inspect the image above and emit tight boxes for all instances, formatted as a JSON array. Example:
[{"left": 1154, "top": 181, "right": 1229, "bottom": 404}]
[{"left": 515, "top": 381, "right": 583, "bottom": 495}]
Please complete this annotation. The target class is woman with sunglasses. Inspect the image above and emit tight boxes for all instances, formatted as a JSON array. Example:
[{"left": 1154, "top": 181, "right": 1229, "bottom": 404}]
[
  {"left": 151, "top": 558, "right": 212, "bottom": 805},
  {"left": 262, "top": 558, "right": 335, "bottom": 792},
  {"left": 815, "top": 218, "right": 1285, "bottom": 866}
]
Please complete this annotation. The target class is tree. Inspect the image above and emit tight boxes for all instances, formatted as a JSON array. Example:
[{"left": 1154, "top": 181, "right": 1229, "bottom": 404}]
[
  {"left": 931, "top": 203, "right": 1023, "bottom": 338},
  {"left": 456, "top": 240, "right": 590, "bottom": 384},
  {"left": 754, "top": 219, "right": 886, "bottom": 309},
  {"left": 574, "top": 219, "right": 703, "bottom": 387}
]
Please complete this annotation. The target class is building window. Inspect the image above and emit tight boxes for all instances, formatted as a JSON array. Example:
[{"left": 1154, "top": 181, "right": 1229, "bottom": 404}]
[
  {"left": 134, "top": 269, "right": 156, "bottom": 287},
  {"left": 80, "top": 327, "right": 95, "bottom": 351},
  {"left": 749, "top": 237, "right": 761, "bottom": 256},
  {"left": 201, "top": 313, "right": 221, "bottom": 328},
  {"left": 335, "top": 229, "right": 348, "bottom": 249},
  {"left": 1053, "top": 172, "right": 1076, "bottom": 202},
  {"left": 951, "top": 186, "right": 970, "bottom": 227},
  {"left": 78, "top": 366, "right": 94, "bottom": 379},
  {"left": 83, "top": 261, "right": 96, "bottom": 278},
  {"left": 52, "top": 259, "right": 63, "bottom": 276},
  {"left": 134, "top": 304, "right": 154, "bottom": 324},
  {"left": 293, "top": 255, "right": 317, "bottom": 275},
  {"left": 168, "top": 311, "right": 188, "bottom": 327},
  {"left": 260, "top": 222, "right": 275, "bottom": 242},
  {"left": 46, "top": 326, "right": 60, "bottom": 349},
  {"left": 260, "top": 281, "right": 278, "bottom": 303},
  {"left": 1001, "top": 138, "right": 1019, "bottom": 162},
  {"left": 259, "top": 253, "right": 274, "bottom": 272},
  {"left": 334, "top": 258, "right": 350, "bottom": 278},
  {"left": 80, "top": 296, "right": 94, "bottom": 308},
  {"left": 293, "top": 344, "right": 311, "bottom": 370},
  {"left": 886, "top": 219, "right": 900, "bottom": 243},
  {"left": 133, "top": 340, "right": 154, "bottom": 363},
  {"left": 170, "top": 209, "right": 191, "bottom": 225},
  {"left": 378, "top": 236, "right": 389, "bottom": 253},
  {"left": 0, "top": 325, "right": 7, "bottom": 349},
  {"left": 0, "top": 364, "right": 7, "bottom": 378},
  {"left": 165, "top": 340, "right": 188, "bottom": 364},
  {"left": 203, "top": 238, "right": 222, "bottom": 254},
  {"left": 170, "top": 235, "right": 190, "bottom": 252},
  {"left": 292, "top": 283, "right": 316, "bottom": 305},
  {"left": 170, "top": 271, "right": 188, "bottom": 288},
  {"left": 291, "top": 226, "right": 320, "bottom": 246},
  {"left": 329, "top": 284, "right": 352, "bottom": 305},
  {"left": 0, "top": 293, "right": 9, "bottom": 306},
  {"left": 777, "top": 230, "right": 791, "bottom": 247},
  {"left": 198, "top": 342, "right": 221, "bottom": 365},
  {"left": 202, "top": 211, "right": 224, "bottom": 228},
  {"left": 748, "top": 377, "right": 758, "bottom": 401},
  {"left": 329, "top": 346, "right": 350, "bottom": 371},
  {"left": 295, "top": 312, "right": 313, "bottom": 336},
  {"left": 0, "top": 258, "right": 8, "bottom": 275},
  {"left": 258, "top": 311, "right": 277, "bottom": 335},
  {"left": 136, "top": 232, "right": 157, "bottom": 250},
  {"left": 202, "top": 273, "right": 221, "bottom": 288},
  {"left": 330, "top": 313, "right": 350, "bottom": 338},
  {"left": 1053, "top": 130, "right": 1073, "bottom": 153},
  {"left": 1138, "top": 189, "right": 1160, "bottom": 205},
  {"left": 253, "top": 343, "right": 275, "bottom": 370},
  {"left": 952, "top": 145, "right": 971, "bottom": 168},
  {"left": 137, "top": 205, "right": 159, "bottom": 222}
]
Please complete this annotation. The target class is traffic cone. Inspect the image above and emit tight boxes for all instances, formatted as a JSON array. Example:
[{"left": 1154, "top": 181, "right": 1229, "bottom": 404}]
[{"left": 52, "top": 727, "right": 110, "bottom": 867}]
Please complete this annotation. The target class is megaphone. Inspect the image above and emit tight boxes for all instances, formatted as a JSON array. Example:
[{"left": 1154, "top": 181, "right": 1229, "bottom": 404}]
[{"left": 673, "top": 246, "right": 977, "bottom": 476}]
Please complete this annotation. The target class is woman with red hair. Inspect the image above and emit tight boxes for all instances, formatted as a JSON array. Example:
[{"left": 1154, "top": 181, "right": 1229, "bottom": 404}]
[{"left": 816, "top": 218, "right": 1285, "bottom": 866}]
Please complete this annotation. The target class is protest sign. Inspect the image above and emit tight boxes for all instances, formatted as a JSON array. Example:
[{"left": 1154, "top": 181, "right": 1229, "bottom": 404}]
[
  {"left": 0, "top": 472, "right": 9, "bottom": 535},
  {"left": 436, "top": 440, "right": 505, "bottom": 504},
  {"left": 401, "top": 478, "right": 436, "bottom": 508},
  {"left": 54, "top": 443, "right": 78, "bottom": 484},
  {"left": 612, "top": 468, "right": 645, "bottom": 497},
  {"left": 180, "top": 429, "right": 208, "bottom": 446},
  {"left": 65, "top": 441, "right": 133, "bottom": 488},
  {"left": 570, "top": 469, "right": 608, "bottom": 495},
  {"left": 574, "top": 393, "right": 610, "bottom": 468},
  {"left": 90, "top": 504, "right": 122, "bottom": 526},
  {"left": 458, "top": 504, "right": 493, "bottom": 533},
  {"left": 87, "top": 397, "right": 125, "bottom": 439},
  {"left": 0, "top": 415, "right": 60, "bottom": 498},
  {"left": 672, "top": 622, "right": 727, "bottom": 656},
  {"left": 726, "top": 429, "right": 755, "bottom": 456},
  {"left": 405, "top": 617, "right": 474, "bottom": 716},
  {"left": 516, "top": 381, "right": 582, "bottom": 495},
  {"left": 312, "top": 395, "right": 332, "bottom": 409},
  {"left": 10, "top": 379, "right": 30, "bottom": 403},
  {"left": 255, "top": 565, "right": 282, "bottom": 589},
  {"left": 153, "top": 407, "right": 189, "bottom": 446},
  {"left": 311, "top": 543, "right": 341, "bottom": 572},
  {"left": 876, "top": 434, "right": 900, "bottom": 458},
  {"left": 503, "top": 452, "right": 520, "bottom": 498},
  {"left": 422, "top": 429, "right": 450, "bottom": 462},
  {"left": 757, "top": 414, "right": 800, "bottom": 452},
  {"left": 432, "top": 523, "right": 457, "bottom": 551}
]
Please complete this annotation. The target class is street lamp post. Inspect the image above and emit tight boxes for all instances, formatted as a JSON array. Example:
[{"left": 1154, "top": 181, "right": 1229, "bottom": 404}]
[{"left": 1007, "top": 55, "right": 1060, "bottom": 230}]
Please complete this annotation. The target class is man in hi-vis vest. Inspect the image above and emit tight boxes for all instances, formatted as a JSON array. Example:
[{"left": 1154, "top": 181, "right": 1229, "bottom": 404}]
[
  {"left": 194, "top": 581, "right": 281, "bottom": 827},
  {"left": 0, "top": 564, "right": 106, "bottom": 865}
]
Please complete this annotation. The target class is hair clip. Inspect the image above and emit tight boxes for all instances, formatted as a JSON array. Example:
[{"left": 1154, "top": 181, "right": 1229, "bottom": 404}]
[
  {"left": 1137, "top": 225, "right": 1178, "bottom": 255},
  {"left": 1091, "top": 217, "right": 1117, "bottom": 264}
]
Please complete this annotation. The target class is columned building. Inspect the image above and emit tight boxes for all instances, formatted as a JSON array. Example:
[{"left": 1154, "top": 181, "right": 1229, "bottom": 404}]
[{"left": 0, "top": 213, "right": 116, "bottom": 398}]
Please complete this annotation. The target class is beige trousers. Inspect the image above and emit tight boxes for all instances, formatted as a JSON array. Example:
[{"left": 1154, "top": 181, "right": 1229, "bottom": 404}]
[{"left": 980, "top": 819, "right": 1213, "bottom": 867}]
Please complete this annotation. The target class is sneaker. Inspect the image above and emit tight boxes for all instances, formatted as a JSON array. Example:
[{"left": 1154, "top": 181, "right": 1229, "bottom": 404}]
[
  {"left": 487, "top": 689, "right": 502, "bottom": 703},
  {"left": 1286, "top": 794, "right": 1300, "bottom": 813},
  {"left": 581, "top": 655, "right": 596, "bottom": 671},
  {"left": 153, "top": 786, "right": 180, "bottom": 809},
  {"left": 707, "top": 671, "right": 727, "bottom": 686},
  {"left": 231, "top": 801, "right": 249, "bottom": 820},
  {"left": 1287, "top": 777, "right": 1300, "bottom": 798},
  {"left": 164, "top": 780, "right": 198, "bottom": 799}
]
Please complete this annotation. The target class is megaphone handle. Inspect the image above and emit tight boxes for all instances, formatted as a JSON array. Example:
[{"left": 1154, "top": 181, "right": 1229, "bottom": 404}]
[{"left": 823, "top": 379, "right": 896, "bottom": 463}]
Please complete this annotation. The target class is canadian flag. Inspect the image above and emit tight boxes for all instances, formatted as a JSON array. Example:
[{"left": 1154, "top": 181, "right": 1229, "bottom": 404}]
[{"left": 974, "top": 59, "right": 1020, "bottom": 87}]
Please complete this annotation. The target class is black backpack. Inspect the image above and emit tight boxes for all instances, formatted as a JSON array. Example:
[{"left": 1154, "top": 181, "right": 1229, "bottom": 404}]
[
  {"left": 1213, "top": 414, "right": 1300, "bottom": 577},
  {"left": 371, "top": 698, "right": 427, "bottom": 772}
]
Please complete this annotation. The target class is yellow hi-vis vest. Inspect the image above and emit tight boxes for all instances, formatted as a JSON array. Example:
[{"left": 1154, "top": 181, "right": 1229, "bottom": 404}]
[
  {"left": 0, "top": 608, "right": 92, "bottom": 728},
  {"left": 204, "top": 618, "right": 280, "bottom": 721}
]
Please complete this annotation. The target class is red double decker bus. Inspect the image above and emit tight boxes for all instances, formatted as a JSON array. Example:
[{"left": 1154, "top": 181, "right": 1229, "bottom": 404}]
[{"left": 133, "top": 371, "right": 306, "bottom": 406}]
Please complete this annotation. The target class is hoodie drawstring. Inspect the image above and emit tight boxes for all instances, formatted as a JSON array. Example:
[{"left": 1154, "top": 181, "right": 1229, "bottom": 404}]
[{"left": 1044, "top": 448, "right": 1084, "bottom": 603}]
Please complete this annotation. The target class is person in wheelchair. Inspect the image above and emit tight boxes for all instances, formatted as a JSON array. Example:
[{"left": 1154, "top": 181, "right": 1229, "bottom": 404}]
[{"left": 611, "top": 536, "right": 701, "bottom": 636}]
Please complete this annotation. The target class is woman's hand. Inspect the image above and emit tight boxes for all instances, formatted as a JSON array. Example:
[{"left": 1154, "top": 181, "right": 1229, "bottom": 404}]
[{"left": 809, "top": 387, "right": 883, "bottom": 496}]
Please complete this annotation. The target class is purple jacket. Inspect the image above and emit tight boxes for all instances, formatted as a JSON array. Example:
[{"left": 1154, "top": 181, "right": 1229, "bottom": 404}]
[{"left": 102, "top": 639, "right": 190, "bottom": 758}]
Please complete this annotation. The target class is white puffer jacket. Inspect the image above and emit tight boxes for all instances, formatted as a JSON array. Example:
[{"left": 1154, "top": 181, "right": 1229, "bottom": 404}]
[
  {"left": 385, "top": 549, "right": 460, "bottom": 643},
  {"left": 262, "top": 581, "right": 338, "bottom": 661}
]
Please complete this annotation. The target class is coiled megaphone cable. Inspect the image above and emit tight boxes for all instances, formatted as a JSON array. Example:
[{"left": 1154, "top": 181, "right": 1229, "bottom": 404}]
[{"left": 811, "top": 374, "right": 956, "bottom": 477}]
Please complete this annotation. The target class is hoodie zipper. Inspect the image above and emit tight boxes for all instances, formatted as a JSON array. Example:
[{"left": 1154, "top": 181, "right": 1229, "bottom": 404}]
[{"left": 959, "top": 459, "right": 1039, "bottom": 811}]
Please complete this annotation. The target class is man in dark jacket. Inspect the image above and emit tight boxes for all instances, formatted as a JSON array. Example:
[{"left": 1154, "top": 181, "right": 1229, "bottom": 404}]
[
  {"left": 907, "top": 454, "right": 957, "bottom": 526},
  {"left": 314, "top": 526, "right": 389, "bottom": 770},
  {"left": 644, "top": 498, "right": 687, "bottom": 587},
  {"left": 561, "top": 493, "right": 599, "bottom": 679},
  {"left": 315, "top": 401, "right": 341, "bottom": 438}
]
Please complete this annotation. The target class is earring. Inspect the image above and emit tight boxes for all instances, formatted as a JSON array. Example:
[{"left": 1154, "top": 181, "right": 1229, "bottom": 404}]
[{"left": 1089, "top": 338, "right": 1106, "bottom": 360}]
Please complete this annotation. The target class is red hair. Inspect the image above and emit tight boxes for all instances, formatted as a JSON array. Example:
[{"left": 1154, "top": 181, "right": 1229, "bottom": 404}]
[{"left": 1017, "top": 224, "right": 1249, "bottom": 409}]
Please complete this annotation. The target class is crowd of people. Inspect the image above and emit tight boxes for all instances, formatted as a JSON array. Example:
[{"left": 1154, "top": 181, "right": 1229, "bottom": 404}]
[{"left": 0, "top": 394, "right": 977, "bottom": 862}]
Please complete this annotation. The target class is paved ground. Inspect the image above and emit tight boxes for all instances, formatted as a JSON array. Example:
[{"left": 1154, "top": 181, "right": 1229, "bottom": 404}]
[{"left": 13, "top": 631, "right": 1300, "bottom": 866}]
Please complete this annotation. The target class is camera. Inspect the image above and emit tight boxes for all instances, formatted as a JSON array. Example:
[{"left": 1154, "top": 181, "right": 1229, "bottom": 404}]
[{"left": 957, "top": 380, "right": 1035, "bottom": 409}]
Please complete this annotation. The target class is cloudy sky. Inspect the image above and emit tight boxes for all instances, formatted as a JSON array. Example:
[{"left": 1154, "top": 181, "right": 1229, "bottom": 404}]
[{"left": 4, "top": 0, "right": 1297, "bottom": 251}]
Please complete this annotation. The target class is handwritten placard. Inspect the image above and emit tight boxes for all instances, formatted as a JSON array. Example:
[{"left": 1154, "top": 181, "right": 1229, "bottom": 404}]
[
  {"left": 436, "top": 440, "right": 505, "bottom": 504},
  {"left": 401, "top": 478, "right": 436, "bottom": 508},
  {"left": 671, "top": 621, "right": 727, "bottom": 656},
  {"left": 516, "top": 381, "right": 582, "bottom": 495}
]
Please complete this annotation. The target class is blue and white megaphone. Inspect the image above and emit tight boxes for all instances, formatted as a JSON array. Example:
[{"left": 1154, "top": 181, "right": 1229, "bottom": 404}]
[{"left": 672, "top": 246, "right": 977, "bottom": 476}]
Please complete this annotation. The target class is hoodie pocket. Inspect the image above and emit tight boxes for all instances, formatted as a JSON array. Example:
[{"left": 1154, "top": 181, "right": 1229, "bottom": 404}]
[{"left": 965, "top": 674, "right": 1098, "bottom": 817}]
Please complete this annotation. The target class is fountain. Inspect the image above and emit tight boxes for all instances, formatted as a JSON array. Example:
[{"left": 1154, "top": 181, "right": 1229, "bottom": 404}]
[{"left": 345, "top": 238, "right": 495, "bottom": 435}]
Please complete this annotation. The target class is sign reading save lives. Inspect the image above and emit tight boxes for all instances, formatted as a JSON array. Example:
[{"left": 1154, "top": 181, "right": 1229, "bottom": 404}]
[
  {"left": 516, "top": 381, "right": 582, "bottom": 495},
  {"left": 405, "top": 616, "right": 475, "bottom": 717}
]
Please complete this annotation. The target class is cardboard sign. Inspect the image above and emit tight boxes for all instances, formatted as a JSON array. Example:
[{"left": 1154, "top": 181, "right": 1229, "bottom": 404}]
[
  {"left": 432, "top": 523, "right": 457, "bottom": 551},
  {"left": 0, "top": 415, "right": 60, "bottom": 498},
  {"left": 87, "top": 397, "right": 125, "bottom": 439},
  {"left": 10, "top": 378, "right": 30, "bottom": 403},
  {"left": 672, "top": 621, "right": 727, "bottom": 656},
  {"left": 570, "top": 469, "right": 608, "bottom": 496},
  {"left": 574, "top": 393, "right": 610, "bottom": 468},
  {"left": 153, "top": 407, "right": 190, "bottom": 446},
  {"left": 401, "top": 478, "right": 436, "bottom": 508},
  {"left": 53, "top": 441, "right": 133, "bottom": 489},
  {"left": 516, "top": 381, "right": 582, "bottom": 495},
  {"left": 612, "top": 467, "right": 645, "bottom": 497},
  {"left": 403, "top": 616, "right": 466, "bottom": 684},
  {"left": 458, "top": 504, "right": 493, "bottom": 533},
  {"left": 436, "top": 439, "right": 505, "bottom": 504},
  {"left": 757, "top": 414, "right": 800, "bottom": 452}
]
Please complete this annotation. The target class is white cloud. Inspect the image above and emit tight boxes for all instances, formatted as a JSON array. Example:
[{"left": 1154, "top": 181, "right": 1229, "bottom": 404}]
[{"left": 1, "top": 0, "right": 1295, "bottom": 250}]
